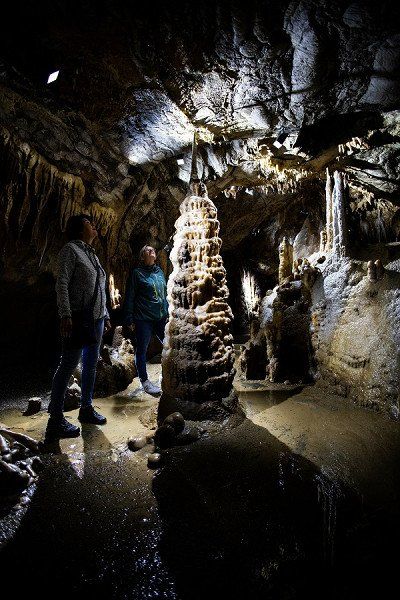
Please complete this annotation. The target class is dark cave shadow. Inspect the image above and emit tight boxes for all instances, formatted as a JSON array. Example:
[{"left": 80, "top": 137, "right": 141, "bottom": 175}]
[
  {"left": 152, "top": 417, "right": 399, "bottom": 600},
  {"left": 0, "top": 428, "right": 141, "bottom": 599},
  {"left": 81, "top": 422, "right": 114, "bottom": 455},
  {"left": 1, "top": 416, "right": 399, "bottom": 600}
]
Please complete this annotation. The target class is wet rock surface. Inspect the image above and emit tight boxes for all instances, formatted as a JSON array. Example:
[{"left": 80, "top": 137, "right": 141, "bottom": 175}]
[
  {"left": 0, "top": 370, "right": 399, "bottom": 598},
  {"left": 0, "top": 427, "right": 43, "bottom": 511},
  {"left": 22, "top": 397, "right": 42, "bottom": 416}
]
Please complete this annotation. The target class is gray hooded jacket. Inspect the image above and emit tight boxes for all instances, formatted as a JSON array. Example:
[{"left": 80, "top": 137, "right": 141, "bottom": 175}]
[{"left": 55, "top": 240, "right": 109, "bottom": 320}]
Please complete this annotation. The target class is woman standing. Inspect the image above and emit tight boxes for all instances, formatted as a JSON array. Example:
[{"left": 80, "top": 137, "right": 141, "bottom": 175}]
[
  {"left": 46, "top": 214, "right": 111, "bottom": 440},
  {"left": 123, "top": 245, "right": 168, "bottom": 395}
]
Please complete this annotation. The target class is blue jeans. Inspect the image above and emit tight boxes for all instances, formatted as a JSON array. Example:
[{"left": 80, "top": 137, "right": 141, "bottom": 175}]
[
  {"left": 134, "top": 318, "right": 166, "bottom": 382},
  {"left": 48, "top": 318, "right": 104, "bottom": 419}
]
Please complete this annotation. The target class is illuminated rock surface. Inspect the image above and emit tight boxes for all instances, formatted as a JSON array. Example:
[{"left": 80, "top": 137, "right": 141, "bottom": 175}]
[
  {"left": 1, "top": 2, "right": 400, "bottom": 595},
  {"left": 160, "top": 183, "right": 238, "bottom": 421}
]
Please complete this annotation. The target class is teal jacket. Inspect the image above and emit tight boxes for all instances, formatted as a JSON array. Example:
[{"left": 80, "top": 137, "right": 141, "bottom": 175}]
[{"left": 123, "top": 264, "right": 168, "bottom": 324}]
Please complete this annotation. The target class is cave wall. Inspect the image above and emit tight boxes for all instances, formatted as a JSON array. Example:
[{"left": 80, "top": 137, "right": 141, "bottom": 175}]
[
  {"left": 311, "top": 259, "right": 400, "bottom": 416},
  {"left": 0, "top": 0, "right": 400, "bottom": 404}
]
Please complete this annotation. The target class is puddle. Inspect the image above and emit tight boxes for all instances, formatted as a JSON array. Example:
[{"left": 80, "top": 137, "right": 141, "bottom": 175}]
[{"left": 239, "top": 387, "right": 302, "bottom": 416}]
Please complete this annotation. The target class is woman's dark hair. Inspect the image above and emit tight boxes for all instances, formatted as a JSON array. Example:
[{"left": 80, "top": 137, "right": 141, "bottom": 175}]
[{"left": 65, "top": 214, "right": 92, "bottom": 241}]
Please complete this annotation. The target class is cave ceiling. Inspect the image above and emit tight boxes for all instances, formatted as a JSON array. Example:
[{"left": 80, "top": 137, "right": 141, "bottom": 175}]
[{"left": 0, "top": 0, "right": 400, "bottom": 277}]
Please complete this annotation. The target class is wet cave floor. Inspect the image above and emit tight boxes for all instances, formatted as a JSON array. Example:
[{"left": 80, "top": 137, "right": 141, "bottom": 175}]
[{"left": 1, "top": 362, "right": 400, "bottom": 600}]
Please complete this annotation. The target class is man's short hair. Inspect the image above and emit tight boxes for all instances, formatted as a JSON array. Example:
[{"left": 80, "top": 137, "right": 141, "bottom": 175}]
[{"left": 65, "top": 214, "right": 92, "bottom": 241}]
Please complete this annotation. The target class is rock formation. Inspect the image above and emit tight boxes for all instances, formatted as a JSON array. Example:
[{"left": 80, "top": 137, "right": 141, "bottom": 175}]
[
  {"left": 159, "top": 182, "right": 237, "bottom": 421},
  {"left": 73, "top": 326, "right": 135, "bottom": 397},
  {"left": 278, "top": 237, "right": 294, "bottom": 284},
  {"left": 311, "top": 258, "right": 400, "bottom": 416},
  {"left": 0, "top": 427, "right": 43, "bottom": 506},
  {"left": 0, "top": 1, "right": 400, "bottom": 417},
  {"left": 323, "top": 169, "right": 348, "bottom": 258}
]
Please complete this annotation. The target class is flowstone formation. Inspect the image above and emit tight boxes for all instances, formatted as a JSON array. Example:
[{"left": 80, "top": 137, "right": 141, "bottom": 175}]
[{"left": 159, "top": 182, "right": 238, "bottom": 422}]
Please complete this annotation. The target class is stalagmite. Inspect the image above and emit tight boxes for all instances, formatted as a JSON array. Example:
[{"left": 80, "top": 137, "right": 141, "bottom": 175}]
[
  {"left": 332, "top": 170, "right": 347, "bottom": 257},
  {"left": 367, "top": 260, "right": 377, "bottom": 281},
  {"left": 375, "top": 259, "right": 385, "bottom": 280},
  {"left": 278, "top": 237, "right": 293, "bottom": 284},
  {"left": 159, "top": 182, "right": 238, "bottom": 422},
  {"left": 325, "top": 168, "right": 333, "bottom": 251},
  {"left": 319, "top": 229, "right": 326, "bottom": 253}
]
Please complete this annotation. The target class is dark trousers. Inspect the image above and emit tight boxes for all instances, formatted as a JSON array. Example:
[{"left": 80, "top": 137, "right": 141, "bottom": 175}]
[
  {"left": 48, "top": 318, "right": 104, "bottom": 419},
  {"left": 134, "top": 318, "right": 166, "bottom": 382}
]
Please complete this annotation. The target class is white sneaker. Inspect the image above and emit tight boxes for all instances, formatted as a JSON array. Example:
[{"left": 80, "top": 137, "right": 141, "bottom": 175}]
[{"left": 142, "top": 379, "right": 162, "bottom": 396}]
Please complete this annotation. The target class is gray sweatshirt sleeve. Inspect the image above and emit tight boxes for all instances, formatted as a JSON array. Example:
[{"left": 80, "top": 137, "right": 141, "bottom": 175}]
[{"left": 55, "top": 245, "right": 77, "bottom": 318}]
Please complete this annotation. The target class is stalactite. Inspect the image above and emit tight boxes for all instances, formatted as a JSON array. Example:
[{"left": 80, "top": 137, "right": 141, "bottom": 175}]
[
  {"left": 0, "top": 127, "right": 116, "bottom": 265},
  {"left": 159, "top": 182, "right": 237, "bottom": 422}
]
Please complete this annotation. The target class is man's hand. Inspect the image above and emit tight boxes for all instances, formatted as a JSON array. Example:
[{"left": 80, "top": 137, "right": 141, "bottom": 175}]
[
  {"left": 104, "top": 319, "right": 112, "bottom": 334},
  {"left": 60, "top": 317, "right": 72, "bottom": 338}
]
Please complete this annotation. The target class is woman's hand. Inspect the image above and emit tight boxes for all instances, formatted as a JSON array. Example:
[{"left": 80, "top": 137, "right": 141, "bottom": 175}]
[
  {"left": 104, "top": 319, "right": 112, "bottom": 334},
  {"left": 60, "top": 317, "right": 72, "bottom": 338}
]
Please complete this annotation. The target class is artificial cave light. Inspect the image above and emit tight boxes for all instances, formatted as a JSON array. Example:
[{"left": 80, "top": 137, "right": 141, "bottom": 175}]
[
  {"left": 47, "top": 70, "right": 59, "bottom": 84},
  {"left": 193, "top": 126, "right": 215, "bottom": 144}
]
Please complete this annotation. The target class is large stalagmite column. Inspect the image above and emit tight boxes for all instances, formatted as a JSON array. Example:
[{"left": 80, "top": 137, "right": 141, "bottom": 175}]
[{"left": 159, "top": 182, "right": 238, "bottom": 422}]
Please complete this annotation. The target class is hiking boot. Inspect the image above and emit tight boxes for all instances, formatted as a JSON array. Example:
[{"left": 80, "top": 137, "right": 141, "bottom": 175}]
[
  {"left": 78, "top": 406, "right": 107, "bottom": 425},
  {"left": 45, "top": 416, "right": 80, "bottom": 440},
  {"left": 142, "top": 379, "right": 162, "bottom": 396}
]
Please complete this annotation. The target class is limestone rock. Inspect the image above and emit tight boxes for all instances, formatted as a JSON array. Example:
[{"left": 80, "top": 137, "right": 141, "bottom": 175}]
[
  {"left": 127, "top": 437, "right": 147, "bottom": 452},
  {"left": 22, "top": 397, "right": 41, "bottom": 416},
  {"left": 154, "top": 424, "right": 176, "bottom": 450},
  {"left": 163, "top": 412, "right": 185, "bottom": 434},
  {"left": 160, "top": 183, "right": 238, "bottom": 421},
  {"left": 147, "top": 453, "right": 162, "bottom": 469}
]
